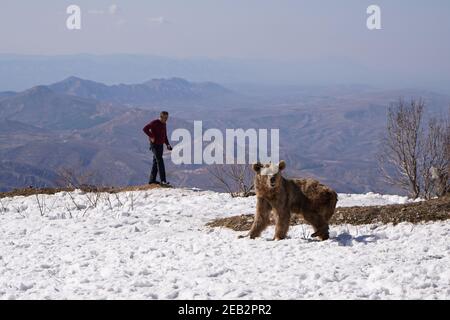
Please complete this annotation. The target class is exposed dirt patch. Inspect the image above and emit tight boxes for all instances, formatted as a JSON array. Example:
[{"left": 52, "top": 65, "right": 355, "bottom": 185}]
[
  {"left": 206, "top": 195, "right": 450, "bottom": 231},
  {"left": 0, "top": 184, "right": 161, "bottom": 199}
]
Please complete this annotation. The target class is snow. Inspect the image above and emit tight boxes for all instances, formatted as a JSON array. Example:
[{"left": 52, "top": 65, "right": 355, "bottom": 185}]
[
  {"left": 0, "top": 188, "right": 448, "bottom": 300},
  {"left": 336, "top": 192, "right": 422, "bottom": 207}
]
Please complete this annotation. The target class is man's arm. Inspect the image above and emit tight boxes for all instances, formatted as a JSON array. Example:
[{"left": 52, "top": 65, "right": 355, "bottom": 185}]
[
  {"left": 164, "top": 127, "right": 170, "bottom": 145},
  {"left": 164, "top": 126, "right": 172, "bottom": 150}
]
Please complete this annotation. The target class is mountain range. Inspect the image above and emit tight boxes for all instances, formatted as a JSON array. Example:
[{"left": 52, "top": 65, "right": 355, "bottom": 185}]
[
  {"left": 48, "top": 76, "right": 233, "bottom": 106},
  {"left": 1, "top": 76, "right": 449, "bottom": 194},
  {"left": 2, "top": 54, "right": 450, "bottom": 95}
]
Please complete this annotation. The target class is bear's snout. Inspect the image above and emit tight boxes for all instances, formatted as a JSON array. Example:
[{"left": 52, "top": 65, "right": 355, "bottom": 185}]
[{"left": 269, "top": 176, "right": 276, "bottom": 186}]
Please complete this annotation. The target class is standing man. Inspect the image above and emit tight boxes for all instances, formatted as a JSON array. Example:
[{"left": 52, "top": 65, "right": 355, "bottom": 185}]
[{"left": 143, "top": 111, "right": 173, "bottom": 186}]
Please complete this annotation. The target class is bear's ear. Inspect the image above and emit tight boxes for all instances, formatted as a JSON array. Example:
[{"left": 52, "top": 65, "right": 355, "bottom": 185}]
[
  {"left": 252, "top": 162, "right": 263, "bottom": 173},
  {"left": 278, "top": 160, "right": 286, "bottom": 171}
]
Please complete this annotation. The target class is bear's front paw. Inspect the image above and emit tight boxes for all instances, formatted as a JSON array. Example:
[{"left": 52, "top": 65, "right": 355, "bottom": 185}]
[
  {"left": 311, "top": 231, "right": 329, "bottom": 241},
  {"left": 318, "top": 234, "right": 329, "bottom": 241}
]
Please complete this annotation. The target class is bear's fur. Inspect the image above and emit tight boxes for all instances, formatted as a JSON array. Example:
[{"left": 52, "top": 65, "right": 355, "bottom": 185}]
[{"left": 247, "top": 160, "right": 337, "bottom": 241}]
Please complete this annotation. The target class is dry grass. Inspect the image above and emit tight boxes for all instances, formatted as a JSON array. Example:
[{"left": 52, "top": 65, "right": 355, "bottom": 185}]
[
  {"left": 0, "top": 184, "right": 162, "bottom": 199},
  {"left": 207, "top": 194, "right": 450, "bottom": 231}
]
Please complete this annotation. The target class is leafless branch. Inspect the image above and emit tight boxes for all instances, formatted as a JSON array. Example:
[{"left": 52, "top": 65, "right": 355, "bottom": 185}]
[
  {"left": 378, "top": 98, "right": 424, "bottom": 198},
  {"left": 378, "top": 98, "right": 450, "bottom": 199},
  {"left": 35, "top": 194, "right": 47, "bottom": 217},
  {"left": 207, "top": 164, "right": 255, "bottom": 197}
]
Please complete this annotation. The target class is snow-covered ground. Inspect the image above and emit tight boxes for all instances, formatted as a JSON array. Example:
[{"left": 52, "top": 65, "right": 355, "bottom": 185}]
[{"left": 0, "top": 188, "right": 448, "bottom": 299}]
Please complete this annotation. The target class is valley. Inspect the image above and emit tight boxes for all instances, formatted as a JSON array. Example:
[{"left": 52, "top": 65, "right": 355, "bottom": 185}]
[{"left": 1, "top": 77, "right": 449, "bottom": 194}]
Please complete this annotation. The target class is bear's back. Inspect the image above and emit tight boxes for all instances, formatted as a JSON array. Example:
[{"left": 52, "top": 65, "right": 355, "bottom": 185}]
[{"left": 292, "top": 178, "right": 336, "bottom": 204}]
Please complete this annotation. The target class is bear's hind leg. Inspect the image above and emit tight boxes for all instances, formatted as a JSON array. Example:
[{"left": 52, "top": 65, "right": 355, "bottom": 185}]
[
  {"left": 311, "top": 225, "right": 329, "bottom": 241},
  {"left": 303, "top": 211, "right": 329, "bottom": 241}
]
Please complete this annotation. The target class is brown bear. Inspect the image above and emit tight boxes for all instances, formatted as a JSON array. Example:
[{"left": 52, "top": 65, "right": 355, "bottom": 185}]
[{"left": 245, "top": 160, "right": 337, "bottom": 241}]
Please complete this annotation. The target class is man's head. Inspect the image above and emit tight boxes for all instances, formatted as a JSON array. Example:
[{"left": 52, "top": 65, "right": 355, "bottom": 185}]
[
  {"left": 160, "top": 111, "right": 169, "bottom": 123},
  {"left": 252, "top": 160, "right": 286, "bottom": 189}
]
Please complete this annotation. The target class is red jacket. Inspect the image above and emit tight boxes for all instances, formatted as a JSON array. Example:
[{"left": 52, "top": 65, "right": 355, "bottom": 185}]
[{"left": 143, "top": 119, "right": 170, "bottom": 145}]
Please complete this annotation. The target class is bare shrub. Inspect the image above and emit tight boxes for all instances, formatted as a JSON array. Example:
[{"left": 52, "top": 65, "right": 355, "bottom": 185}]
[
  {"left": 0, "top": 198, "right": 7, "bottom": 213},
  {"left": 85, "top": 192, "right": 101, "bottom": 208},
  {"left": 105, "top": 193, "right": 114, "bottom": 211},
  {"left": 379, "top": 99, "right": 450, "bottom": 199},
  {"left": 55, "top": 166, "right": 96, "bottom": 190},
  {"left": 421, "top": 116, "right": 449, "bottom": 198},
  {"left": 127, "top": 192, "right": 141, "bottom": 211},
  {"left": 113, "top": 192, "right": 123, "bottom": 208},
  {"left": 378, "top": 98, "right": 424, "bottom": 198},
  {"left": 207, "top": 164, "right": 255, "bottom": 197},
  {"left": 35, "top": 194, "right": 47, "bottom": 216}
]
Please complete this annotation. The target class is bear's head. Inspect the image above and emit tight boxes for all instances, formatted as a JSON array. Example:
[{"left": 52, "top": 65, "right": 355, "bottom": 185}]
[{"left": 252, "top": 160, "right": 286, "bottom": 191}]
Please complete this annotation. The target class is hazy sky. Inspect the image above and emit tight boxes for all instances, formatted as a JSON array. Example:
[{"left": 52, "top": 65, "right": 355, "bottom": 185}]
[{"left": 1, "top": 0, "right": 450, "bottom": 89}]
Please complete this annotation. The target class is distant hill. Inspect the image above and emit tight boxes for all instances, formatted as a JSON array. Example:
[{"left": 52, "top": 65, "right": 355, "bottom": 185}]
[
  {"left": 0, "top": 77, "right": 237, "bottom": 191},
  {"left": 0, "top": 91, "right": 16, "bottom": 100},
  {"left": 48, "top": 76, "right": 234, "bottom": 106},
  {"left": 0, "top": 86, "right": 125, "bottom": 130},
  {"left": 0, "top": 160, "right": 60, "bottom": 191},
  {"left": 0, "top": 119, "right": 50, "bottom": 135}
]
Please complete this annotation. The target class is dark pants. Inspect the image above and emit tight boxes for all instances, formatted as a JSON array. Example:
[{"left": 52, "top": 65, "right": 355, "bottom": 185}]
[{"left": 149, "top": 143, "right": 166, "bottom": 183}]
